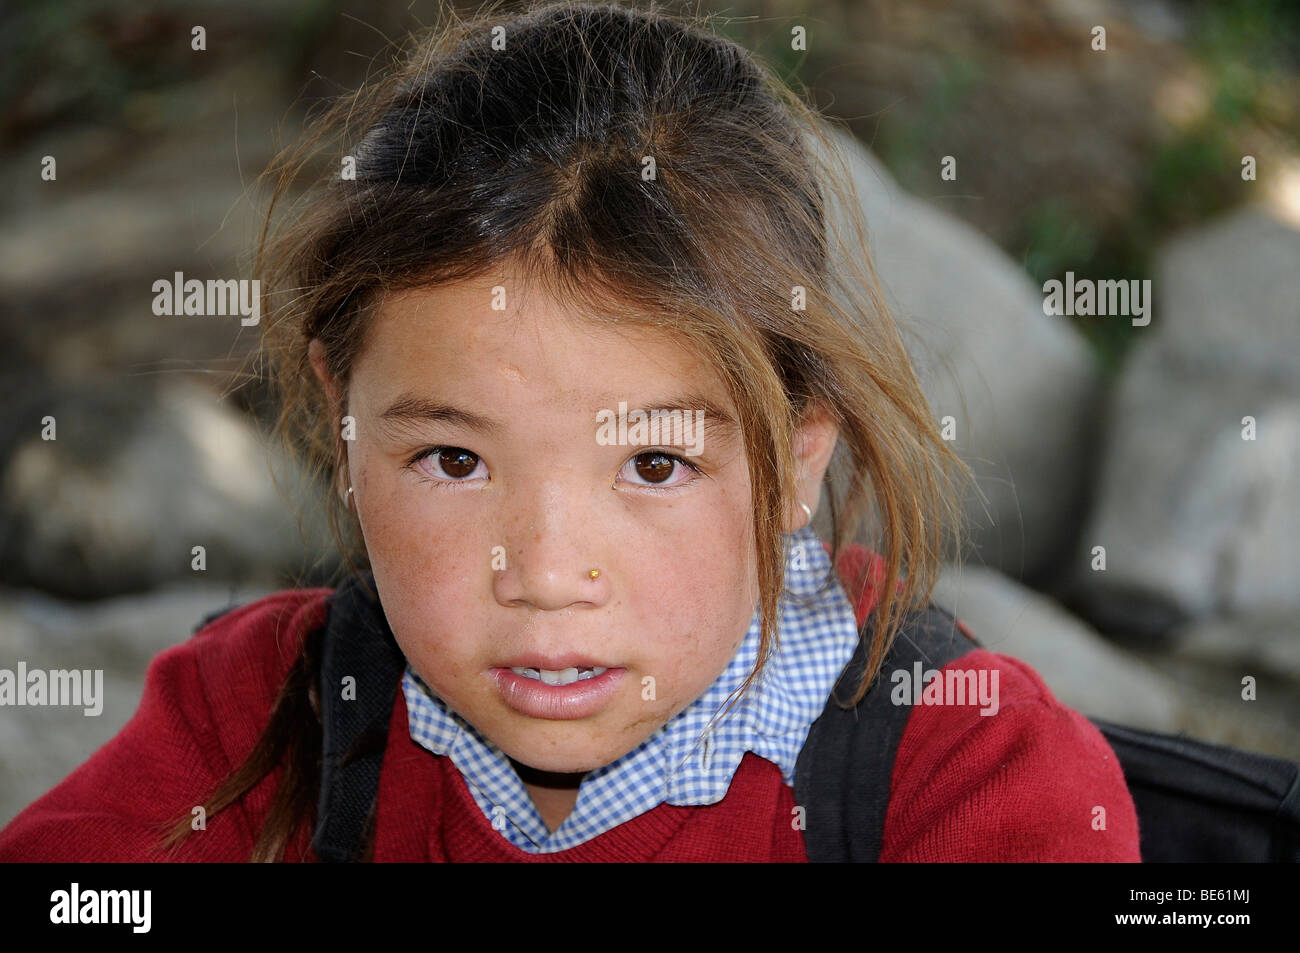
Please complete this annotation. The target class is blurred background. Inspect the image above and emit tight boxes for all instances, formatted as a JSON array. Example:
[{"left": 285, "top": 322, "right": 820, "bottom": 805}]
[{"left": 1, "top": 0, "right": 1298, "bottom": 825}]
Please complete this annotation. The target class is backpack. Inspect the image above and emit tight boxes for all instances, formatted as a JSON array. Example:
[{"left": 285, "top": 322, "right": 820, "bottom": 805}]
[
  {"left": 200, "top": 568, "right": 1300, "bottom": 862},
  {"left": 791, "top": 597, "right": 1300, "bottom": 863}
]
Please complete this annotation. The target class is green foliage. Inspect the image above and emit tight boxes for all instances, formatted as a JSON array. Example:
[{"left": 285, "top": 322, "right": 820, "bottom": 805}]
[
  {"left": 714, "top": 8, "right": 811, "bottom": 90},
  {"left": 1022, "top": 0, "right": 1298, "bottom": 372},
  {"left": 878, "top": 55, "right": 983, "bottom": 197},
  {"left": 0, "top": 0, "right": 339, "bottom": 145}
]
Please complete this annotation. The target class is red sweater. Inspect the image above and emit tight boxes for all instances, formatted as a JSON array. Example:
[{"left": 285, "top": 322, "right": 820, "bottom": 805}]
[{"left": 0, "top": 548, "right": 1140, "bottom": 862}]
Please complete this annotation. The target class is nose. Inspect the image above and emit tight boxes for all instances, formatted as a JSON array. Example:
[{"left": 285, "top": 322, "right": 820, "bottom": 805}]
[{"left": 492, "top": 479, "right": 610, "bottom": 612}]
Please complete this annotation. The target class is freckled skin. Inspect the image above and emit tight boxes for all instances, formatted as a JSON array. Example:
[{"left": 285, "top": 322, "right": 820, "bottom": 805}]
[
  {"left": 342, "top": 274, "right": 759, "bottom": 784},
  {"left": 314, "top": 268, "right": 838, "bottom": 830}
]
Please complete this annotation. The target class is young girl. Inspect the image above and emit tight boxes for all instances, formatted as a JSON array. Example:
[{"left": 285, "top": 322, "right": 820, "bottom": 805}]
[{"left": 0, "top": 0, "right": 1138, "bottom": 862}]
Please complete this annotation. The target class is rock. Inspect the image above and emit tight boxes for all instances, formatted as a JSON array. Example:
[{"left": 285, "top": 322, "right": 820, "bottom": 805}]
[
  {"left": 0, "top": 375, "right": 339, "bottom": 598},
  {"left": 1169, "top": 611, "right": 1300, "bottom": 686},
  {"left": 817, "top": 126, "right": 1104, "bottom": 584},
  {"left": 1150, "top": 207, "right": 1300, "bottom": 384},
  {"left": 1066, "top": 207, "right": 1300, "bottom": 639},
  {"left": 0, "top": 582, "right": 274, "bottom": 828},
  {"left": 930, "top": 563, "right": 1182, "bottom": 731},
  {"left": 930, "top": 562, "right": 1300, "bottom": 761}
]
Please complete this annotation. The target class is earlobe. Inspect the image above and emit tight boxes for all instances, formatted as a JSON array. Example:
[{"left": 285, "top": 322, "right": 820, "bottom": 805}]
[
  {"left": 784, "top": 496, "right": 816, "bottom": 534},
  {"left": 786, "top": 404, "right": 840, "bottom": 533}
]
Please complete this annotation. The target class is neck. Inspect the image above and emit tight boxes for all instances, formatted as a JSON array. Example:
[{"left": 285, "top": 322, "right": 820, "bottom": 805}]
[{"left": 511, "top": 759, "right": 585, "bottom": 832}]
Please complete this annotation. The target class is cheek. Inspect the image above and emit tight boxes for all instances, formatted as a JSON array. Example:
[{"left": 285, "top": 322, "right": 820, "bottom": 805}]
[
  {"left": 352, "top": 466, "right": 487, "bottom": 671},
  {"left": 629, "top": 499, "right": 758, "bottom": 697}
]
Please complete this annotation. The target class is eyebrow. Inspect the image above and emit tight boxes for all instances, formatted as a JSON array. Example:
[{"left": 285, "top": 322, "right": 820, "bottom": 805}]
[
  {"left": 378, "top": 395, "right": 505, "bottom": 438},
  {"left": 375, "top": 390, "right": 741, "bottom": 442},
  {"left": 608, "top": 393, "right": 741, "bottom": 442}
]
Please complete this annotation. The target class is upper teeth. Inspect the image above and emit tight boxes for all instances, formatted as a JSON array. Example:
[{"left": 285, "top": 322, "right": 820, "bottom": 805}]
[{"left": 511, "top": 666, "right": 608, "bottom": 686}]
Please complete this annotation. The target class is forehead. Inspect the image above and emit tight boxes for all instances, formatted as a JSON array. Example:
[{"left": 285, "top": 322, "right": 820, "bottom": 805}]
[{"left": 354, "top": 276, "right": 730, "bottom": 406}]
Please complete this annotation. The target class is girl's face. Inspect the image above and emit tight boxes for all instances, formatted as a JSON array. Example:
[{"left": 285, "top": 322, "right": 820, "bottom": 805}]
[{"left": 331, "top": 273, "right": 765, "bottom": 774}]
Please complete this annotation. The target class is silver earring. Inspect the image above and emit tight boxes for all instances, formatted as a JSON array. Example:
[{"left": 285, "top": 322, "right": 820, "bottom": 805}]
[{"left": 799, "top": 501, "right": 812, "bottom": 524}]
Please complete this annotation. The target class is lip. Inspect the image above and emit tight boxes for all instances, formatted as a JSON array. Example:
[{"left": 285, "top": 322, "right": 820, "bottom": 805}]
[{"left": 491, "top": 667, "right": 625, "bottom": 720}]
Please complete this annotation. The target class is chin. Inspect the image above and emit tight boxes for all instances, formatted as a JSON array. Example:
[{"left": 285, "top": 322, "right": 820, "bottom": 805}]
[{"left": 499, "top": 736, "right": 626, "bottom": 775}]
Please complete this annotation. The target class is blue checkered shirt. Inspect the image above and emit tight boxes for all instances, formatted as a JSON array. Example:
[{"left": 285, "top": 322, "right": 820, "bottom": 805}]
[{"left": 401, "top": 524, "right": 861, "bottom": 853}]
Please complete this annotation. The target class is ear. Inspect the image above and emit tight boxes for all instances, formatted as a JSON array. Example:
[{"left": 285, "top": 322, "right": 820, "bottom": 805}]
[
  {"left": 784, "top": 402, "right": 839, "bottom": 533},
  {"left": 308, "top": 339, "right": 350, "bottom": 503},
  {"left": 308, "top": 338, "right": 343, "bottom": 414}
]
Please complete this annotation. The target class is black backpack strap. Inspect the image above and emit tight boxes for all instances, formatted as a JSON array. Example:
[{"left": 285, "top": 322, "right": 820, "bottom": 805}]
[
  {"left": 794, "top": 602, "right": 980, "bottom": 862},
  {"left": 193, "top": 601, "right": 245, "bottom": 634},
  {"left": 1090, "top": 718, "right": 1300, "bottom": 862},
  {"left": 311, "top": 573, "right": 407, "bottom": 862}
]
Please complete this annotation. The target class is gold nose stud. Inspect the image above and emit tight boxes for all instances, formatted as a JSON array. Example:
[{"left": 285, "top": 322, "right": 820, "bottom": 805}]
[{"left": 588, "top": 568, "right": 601, "bottom": 580}]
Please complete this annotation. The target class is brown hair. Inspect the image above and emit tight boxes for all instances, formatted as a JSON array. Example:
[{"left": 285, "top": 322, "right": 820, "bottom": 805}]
[{"left": 160, "top": 0, "right": 972, "bottom": 861}]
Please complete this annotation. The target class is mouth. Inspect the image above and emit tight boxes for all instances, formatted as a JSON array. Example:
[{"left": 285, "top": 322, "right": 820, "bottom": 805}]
[
  {"left": 490, "top": 662, "right": 625, "bottom": 720},
  {"left": 509, "top": 666, "right": 609, "bottom": 686}
]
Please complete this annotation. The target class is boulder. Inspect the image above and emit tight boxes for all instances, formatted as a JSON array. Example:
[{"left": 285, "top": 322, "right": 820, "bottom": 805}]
[
  {"left": 1066, "top": 207, "right": 1300, "bottom": 639},
  {"left": 930, "top": 563, "right": 1182, "bottom": 731},
  {"left": 0, "top": 375, "right": 339, "bottom": 598},
  {"left": 930, "top": 562, "right": 1300, "bottom": 761},
  {"left": 818, "top": 126, "right": 1104, "bottom": 584},
  {"left": 0, "top": 582, "right": 273, "bottom": 828}
]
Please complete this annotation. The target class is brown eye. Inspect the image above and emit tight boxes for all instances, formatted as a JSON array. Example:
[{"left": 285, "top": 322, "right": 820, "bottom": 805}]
[
  {"left": 633, "top": 451, "right": 676, "bottom": 484},
  {"left": 438, "top": 448, "right": 479, "bottom": 478}
]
